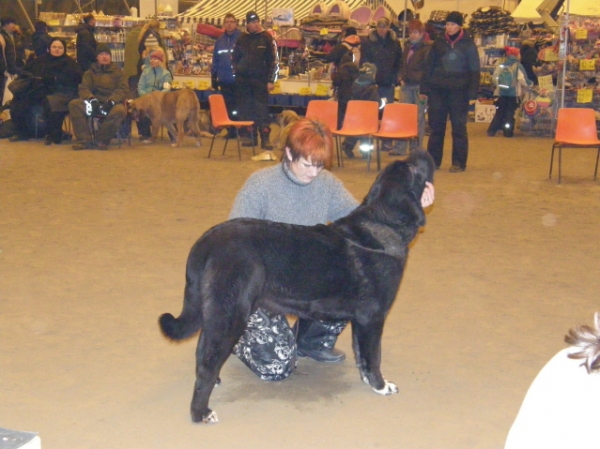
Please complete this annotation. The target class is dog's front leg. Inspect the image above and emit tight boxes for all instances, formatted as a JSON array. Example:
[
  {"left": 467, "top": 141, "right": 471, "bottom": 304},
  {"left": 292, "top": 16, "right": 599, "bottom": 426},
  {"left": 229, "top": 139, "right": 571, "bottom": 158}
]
[
  {"left": 352, "top": 319, "right": 398, "bottom": 395},
  {"left": 150, "top": 119, "right": 161, "bottom": 142}
]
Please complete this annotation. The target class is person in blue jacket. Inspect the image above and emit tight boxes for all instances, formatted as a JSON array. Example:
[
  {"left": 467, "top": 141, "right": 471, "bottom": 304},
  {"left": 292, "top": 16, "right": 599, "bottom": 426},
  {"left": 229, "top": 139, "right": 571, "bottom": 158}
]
[
  {"left": 212, "top": 13, "right": 241, "bottom": 138},
  {"left": 137, "top": 48, "right": 173, "bottom": 142}
]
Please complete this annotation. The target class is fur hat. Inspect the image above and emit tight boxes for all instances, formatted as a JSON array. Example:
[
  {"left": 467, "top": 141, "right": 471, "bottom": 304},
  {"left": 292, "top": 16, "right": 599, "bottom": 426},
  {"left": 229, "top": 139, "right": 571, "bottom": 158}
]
[
  {"left": 246, "top": 11, "right": 259, "bottom": 23},
  {"left": 446, "top": 11, "right": 464, "bottom": 26},
  {"left": 96, "top": 43, "right": 112, "bottom": 57},
  {"left": 150, "top": 49, "right": 164, "bottom": 62}
]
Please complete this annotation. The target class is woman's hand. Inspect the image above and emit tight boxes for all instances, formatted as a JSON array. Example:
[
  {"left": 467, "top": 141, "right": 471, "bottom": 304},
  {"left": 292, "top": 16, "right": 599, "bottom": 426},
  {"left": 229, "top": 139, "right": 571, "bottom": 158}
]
[{"left": 421, "top": 182, "right": 435, "bottom": 208}]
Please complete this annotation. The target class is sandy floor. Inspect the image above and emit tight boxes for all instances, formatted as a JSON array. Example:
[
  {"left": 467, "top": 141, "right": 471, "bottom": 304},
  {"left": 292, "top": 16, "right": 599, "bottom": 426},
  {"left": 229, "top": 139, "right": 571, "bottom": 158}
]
[{"left": 1, "top": 123, "right": 599, "bottom": 449}]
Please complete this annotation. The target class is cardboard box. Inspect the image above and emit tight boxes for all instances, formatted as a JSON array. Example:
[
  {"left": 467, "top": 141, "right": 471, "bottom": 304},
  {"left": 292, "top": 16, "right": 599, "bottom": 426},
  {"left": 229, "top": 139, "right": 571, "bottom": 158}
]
[{"left": 475, "top": 103, "right": 497, "bottom": 123}]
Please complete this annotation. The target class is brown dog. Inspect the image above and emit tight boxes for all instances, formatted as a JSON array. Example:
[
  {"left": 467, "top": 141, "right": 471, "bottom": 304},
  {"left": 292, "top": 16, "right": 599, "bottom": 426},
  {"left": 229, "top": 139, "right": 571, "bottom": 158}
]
[
  {"left": 129, "top": 88, "right": 203, "bottom": 147},
  {"left": 274, "top": 109, "right": 300, "bottom": 150}
]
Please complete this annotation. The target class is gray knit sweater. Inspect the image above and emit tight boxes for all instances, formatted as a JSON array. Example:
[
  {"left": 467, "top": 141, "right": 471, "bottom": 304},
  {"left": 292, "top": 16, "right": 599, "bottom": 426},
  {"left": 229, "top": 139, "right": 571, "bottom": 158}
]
[{"left": 229, "top": 163, "right": 358, "bottom": 225}]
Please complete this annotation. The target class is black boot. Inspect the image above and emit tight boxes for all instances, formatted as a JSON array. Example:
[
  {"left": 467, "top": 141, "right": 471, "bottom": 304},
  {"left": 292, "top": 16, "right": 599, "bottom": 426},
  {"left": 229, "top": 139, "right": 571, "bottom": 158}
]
[
  {"left": 259, "top": 126, "right": 273, "bottom": 150},
  {"left": 294, "top": 318, "right": 347, "bottom": 363}
]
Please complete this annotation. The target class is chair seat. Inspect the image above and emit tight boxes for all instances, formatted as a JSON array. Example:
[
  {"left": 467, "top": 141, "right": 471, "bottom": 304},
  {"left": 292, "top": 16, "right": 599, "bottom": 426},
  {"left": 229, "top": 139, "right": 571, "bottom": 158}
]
[
  {"left": 373, "top": 131, "right": 418, "bottom": 139},
  {"left": 215, "top": 119, "right": 254, "bottom": 128},
  {"left": 556, "top": 139, "right": 600, "bottom": 146}
]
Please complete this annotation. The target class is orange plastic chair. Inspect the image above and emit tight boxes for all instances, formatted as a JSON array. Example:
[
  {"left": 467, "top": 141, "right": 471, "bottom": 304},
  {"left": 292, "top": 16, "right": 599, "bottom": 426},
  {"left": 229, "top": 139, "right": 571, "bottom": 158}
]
[
  {"left": 550, "top": 108, "right": 600, "bottom": 184},
  {"left": 305, "top": 99, "right": 340, "bottom": 166},
  {"left": 208, "top": 94, "right": 255, "bottom": 160},
  {"left": 333, "top": 100, "right": 380, "bottom": 171},
  {"left": 372, "top": 103, "right": 418, "bottom": 171}
]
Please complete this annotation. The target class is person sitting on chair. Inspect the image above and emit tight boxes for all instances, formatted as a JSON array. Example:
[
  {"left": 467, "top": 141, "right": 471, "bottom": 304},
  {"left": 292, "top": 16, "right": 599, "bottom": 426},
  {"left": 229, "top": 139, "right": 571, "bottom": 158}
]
[{"left": 68, "top": 44, "right": 128, "bottom": 150}]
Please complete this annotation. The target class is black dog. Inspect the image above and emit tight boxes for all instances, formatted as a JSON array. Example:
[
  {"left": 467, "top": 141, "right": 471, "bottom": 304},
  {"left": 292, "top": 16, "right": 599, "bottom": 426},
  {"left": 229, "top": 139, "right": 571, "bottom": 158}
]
[{"left": 159, "top": 150, "right": 435, "bottom": 424}]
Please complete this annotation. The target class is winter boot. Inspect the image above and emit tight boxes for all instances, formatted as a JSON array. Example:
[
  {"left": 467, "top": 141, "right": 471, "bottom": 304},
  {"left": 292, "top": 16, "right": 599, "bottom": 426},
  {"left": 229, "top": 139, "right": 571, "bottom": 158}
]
[
  {"left": 293, "top": 318, "right": 347, "bottom": 363},
  {"left": 259, "top": 126, "right": 273, "bottom": 150}
]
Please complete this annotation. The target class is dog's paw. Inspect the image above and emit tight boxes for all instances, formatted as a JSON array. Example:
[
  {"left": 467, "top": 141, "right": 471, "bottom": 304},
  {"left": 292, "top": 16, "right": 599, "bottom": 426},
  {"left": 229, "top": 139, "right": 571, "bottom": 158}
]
[
  {"left": 360, "top": 371, "right": 369, "bottom": 385},
  {"left": 195, "top": 140, "right": 201, "bottom": 147},
  {"left": 142, "top": 139, "right": 152, "bottom": 144},
  {"left": 203, "top": 410, "right": 218, "bottom": 424},
  {"left": 192, "top": 409, "right": 219, "bottom": 424},
  {"left": 372, "top": 380, "right": 398, "bottom": 396},
  {"left": 170, "top": 143, "right": 180, "bottom": 148}
]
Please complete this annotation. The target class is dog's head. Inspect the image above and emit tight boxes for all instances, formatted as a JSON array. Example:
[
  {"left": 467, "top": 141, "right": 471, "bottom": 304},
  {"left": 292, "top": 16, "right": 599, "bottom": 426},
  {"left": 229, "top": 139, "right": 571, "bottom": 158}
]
[
  {"left": 128, "top": 98, "right": 144, "bottom": 121},
  {"left": 277, "top": 110, "right": 300, "bottom": 128},
  {"left": 362, "top": 150, "right": 434, "bottom": 226}
]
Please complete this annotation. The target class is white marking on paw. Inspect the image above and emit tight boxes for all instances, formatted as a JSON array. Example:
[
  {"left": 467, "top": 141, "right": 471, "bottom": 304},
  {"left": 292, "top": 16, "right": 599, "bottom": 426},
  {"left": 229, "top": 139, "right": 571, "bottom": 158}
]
[
  {"left": 360, "top": 372, "right": 369, "bottom": 385},
  {"left": 171, "top": 143, "right": 179, "bottom": 148},
  {"left": 203, "top": 410, "right": 218, "bottom": 424},
  {"left": 373, "top": 380, "right": 398, "bottom": 396}
]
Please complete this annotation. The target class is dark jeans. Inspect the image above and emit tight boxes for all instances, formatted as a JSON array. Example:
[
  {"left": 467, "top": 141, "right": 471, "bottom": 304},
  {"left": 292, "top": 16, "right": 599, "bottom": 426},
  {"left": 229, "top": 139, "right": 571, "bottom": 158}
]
[
  {"left": 427, "top": 88, "right": 470, "bottom": 168},
  {"left": 235, "top": 76, "right": 270, "bottom": 129},
  {"left": 219, "top": 82, "right": 237, "bottom": 119},
  {"left": 487, "top": 96, "right": 518, "bottom": 137}
]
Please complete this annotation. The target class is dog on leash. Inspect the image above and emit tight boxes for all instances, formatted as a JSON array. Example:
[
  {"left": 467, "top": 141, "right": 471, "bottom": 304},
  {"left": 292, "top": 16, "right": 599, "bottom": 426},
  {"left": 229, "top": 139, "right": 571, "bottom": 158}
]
[
  {"left": 159, "top": 150, "right": 435, "bottom": 424},
  {"left": 274, "top": 109, "right": 301, "bottom": 150},
  {"left": 129, "top": 88, "right": 203, "bottom": 147}
]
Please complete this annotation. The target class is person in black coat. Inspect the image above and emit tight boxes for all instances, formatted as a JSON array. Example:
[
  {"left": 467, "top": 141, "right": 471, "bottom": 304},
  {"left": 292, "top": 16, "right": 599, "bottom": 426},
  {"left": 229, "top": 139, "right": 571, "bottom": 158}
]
[
  {"left": 32, "top": 21, "right": 53, "bottom": 57},
  {"left": 9, "top": 38, "right": 82, "bottom": 143},
  {"left": 76, "top": 14, "right": 97, "bottom": 72},
  {"left": 520, "top": 39, "right": 540, "bottom": 86},
  {"left": 421, "top": 11, "right": 480, "bottom": 172},
  {"left": 361, "top": 17, "right": 402, "bottom": 103}
]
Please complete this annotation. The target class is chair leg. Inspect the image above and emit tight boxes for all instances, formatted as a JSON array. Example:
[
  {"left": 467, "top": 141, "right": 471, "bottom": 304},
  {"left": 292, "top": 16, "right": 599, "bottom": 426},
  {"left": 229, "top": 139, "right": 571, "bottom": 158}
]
[
  {"left": 366, "top": 136, "right": 372, "bottom": 172},
  {"left": 549, "top": 143, "right": 557, "bottom": 179},
  {"left": 235, "top": 128, "right": 241, "bottom": 161},
  {"left": 208, "top": 135, "right": 216, "bottom": 158},
  {"left": 222, "top": 135, "right": 229, "bottom": 155},
  {"left": 558, "top": 146, "right": 562, "bottom": 184},
  {"left": 337, "top": 136, "right": 344, "bottom": 168},
  {"left": 250, "top": 127, "right": 256, "bottom": 156},
  {"left": 335, "top": 137, "right": 341, "bottom": 167},
  {"left": 375, "top": 137, "right": 381, "bottom": 171},
  {"left": 594, "top": 147, "right": 600, "bottom": 180}
]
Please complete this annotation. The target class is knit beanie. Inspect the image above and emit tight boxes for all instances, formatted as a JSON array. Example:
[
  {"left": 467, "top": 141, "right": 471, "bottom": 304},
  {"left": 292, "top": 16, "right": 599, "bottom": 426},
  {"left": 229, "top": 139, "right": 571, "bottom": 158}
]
[
  {"left": 150, "top": 49, "right": 164, "bottom": 62},
  {"left": 505, "top": 46, "right": 520, "bottom": 57},
  {"left": 446, "top": 11, "right": 464, "bottom": 26},
  {"left": 96, "top": 43, "right": 112, "bottom": 57},
  {"left": 357, "top": 63, "right": 377, "bottom": 84}
]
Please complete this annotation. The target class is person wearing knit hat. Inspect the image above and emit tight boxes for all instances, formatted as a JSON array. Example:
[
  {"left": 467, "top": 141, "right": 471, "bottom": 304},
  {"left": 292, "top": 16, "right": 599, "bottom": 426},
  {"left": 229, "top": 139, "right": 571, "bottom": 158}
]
[
  {"left": 68, "top": 37, "right": 128, "bottom": 151},
  {"left": 487, "top": 46, "right": 531, "bottom": 138},
  {"left": 150, "top": 49, "right": 164, "bottom": 62},
  {"left": 420, "top": 9, "right": 480, "bottom": 172},
  {"left": 232, "top": 10, "right": 279, "bottom": 159},
  {"left": 96, "top": 43, "right": 112, "bottom": 57},
  {"left": 445, "top": 11, "right": 464, "bottom": 27},
  {"left": 137, "top": 47, "right": 173, "bottom": 142}
]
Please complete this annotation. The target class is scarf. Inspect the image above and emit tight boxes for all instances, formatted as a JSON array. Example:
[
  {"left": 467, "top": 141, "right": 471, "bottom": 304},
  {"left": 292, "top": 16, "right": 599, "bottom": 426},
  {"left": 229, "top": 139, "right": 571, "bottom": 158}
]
[{"left": 444, "top": 29, "right": 464, "bottom": 48}]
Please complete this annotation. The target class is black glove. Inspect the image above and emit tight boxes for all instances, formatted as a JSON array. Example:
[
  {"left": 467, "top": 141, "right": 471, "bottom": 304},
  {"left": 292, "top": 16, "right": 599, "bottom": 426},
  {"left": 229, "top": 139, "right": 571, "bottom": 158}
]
[
  {"left": 85, "top": 98, "right": 101, "bottom": 117},
  {"left": 211, "top": 76, "right": 219, "bottom": 91},
  {"left": 98, "top": 100, "right": 115, "bottom": 116}
]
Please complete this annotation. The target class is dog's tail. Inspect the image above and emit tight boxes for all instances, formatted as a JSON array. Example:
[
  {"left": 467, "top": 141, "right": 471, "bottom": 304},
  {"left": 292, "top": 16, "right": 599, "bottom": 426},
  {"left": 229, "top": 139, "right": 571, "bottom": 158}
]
[{"left": 159, "top": 285, "right": 204, "bottom": 340}]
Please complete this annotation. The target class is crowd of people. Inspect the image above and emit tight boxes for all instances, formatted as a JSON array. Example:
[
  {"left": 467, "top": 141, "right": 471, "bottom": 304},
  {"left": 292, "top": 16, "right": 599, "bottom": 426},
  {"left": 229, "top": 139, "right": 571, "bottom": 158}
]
[{"left": 2, "top": 10, "right": 533, "bottom": 163}]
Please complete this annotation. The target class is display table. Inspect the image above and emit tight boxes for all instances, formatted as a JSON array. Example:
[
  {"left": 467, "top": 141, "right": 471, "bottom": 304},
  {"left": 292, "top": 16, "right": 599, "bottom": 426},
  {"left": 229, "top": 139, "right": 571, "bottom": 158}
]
[{"left": 173, "top": 75, "right": 332, "bottom": 108}]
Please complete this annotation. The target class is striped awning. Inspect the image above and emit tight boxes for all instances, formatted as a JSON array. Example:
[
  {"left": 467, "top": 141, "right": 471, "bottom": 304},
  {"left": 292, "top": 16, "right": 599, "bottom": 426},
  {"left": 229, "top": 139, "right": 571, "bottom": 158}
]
[{"left": 177, "top": 0, "right": 391, "bottom": 23}]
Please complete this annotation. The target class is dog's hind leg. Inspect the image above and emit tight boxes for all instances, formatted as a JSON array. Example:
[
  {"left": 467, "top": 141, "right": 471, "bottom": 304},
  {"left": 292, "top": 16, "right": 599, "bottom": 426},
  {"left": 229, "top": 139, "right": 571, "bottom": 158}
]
[
  {"left": 190, "top": 304, "right": 255, "bottom": 423},
  {"left": 351, "top": 318, "right": 398, "bottom": 395}
]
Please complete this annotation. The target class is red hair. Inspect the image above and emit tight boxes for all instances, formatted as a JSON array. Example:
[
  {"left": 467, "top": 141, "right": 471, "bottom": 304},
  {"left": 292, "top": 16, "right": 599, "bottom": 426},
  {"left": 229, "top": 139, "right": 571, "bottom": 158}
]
[{"left": 286, "top": 118, "right": 333, "bottom": 169}]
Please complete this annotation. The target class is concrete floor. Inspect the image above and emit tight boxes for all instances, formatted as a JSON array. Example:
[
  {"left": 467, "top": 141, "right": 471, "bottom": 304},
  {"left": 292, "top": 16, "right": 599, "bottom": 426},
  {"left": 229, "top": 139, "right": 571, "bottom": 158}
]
[{"left": 1, "top": 123, "right": 599, "bottom": 449}]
